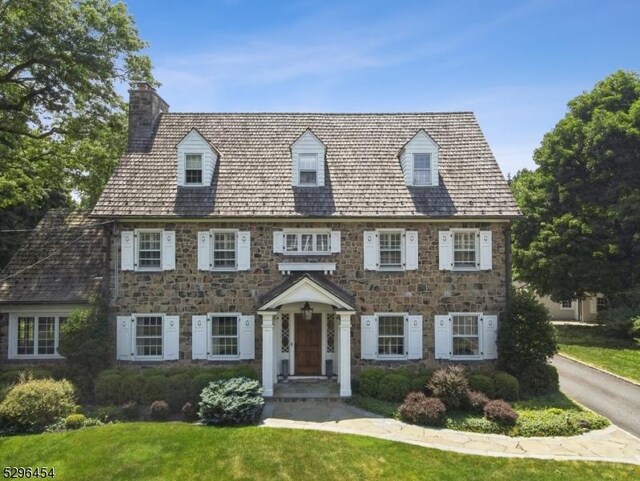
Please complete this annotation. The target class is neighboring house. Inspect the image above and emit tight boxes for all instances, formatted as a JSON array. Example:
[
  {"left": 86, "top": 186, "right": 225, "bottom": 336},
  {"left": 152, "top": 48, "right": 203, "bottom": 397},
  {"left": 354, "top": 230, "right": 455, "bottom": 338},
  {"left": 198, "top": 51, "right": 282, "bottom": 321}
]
[
  {"left": 0, "top": 210, "right": 106, "bottom": 360},
  {"left": 0, "top": 83, "right": 521, "bottom": 397},
  {"left": 538, "top": 294, "right": 606, "bottom": 323}
]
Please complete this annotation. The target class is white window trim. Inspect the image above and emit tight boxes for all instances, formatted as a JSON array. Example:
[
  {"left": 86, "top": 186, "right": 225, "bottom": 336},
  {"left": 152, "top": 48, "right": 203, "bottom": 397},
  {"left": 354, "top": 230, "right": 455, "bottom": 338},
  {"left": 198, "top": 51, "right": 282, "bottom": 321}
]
[
  {"left": 208, "top": 312, "right": 241, "bottom": 361},
  {"left": 9, "top": 313, "right": 67, "bottom": 360},
  {"left": 451, "top": 228, "right": 480, "bottom": 272},
  {"left": 560, "top": 300, "right": 573, "bottom": 309},
  {"left": 211, "top": 229, "right": 239, "bottom": 272},
  {"left": 132, "top": 313, "right": 165, "bottom": 361},
  {"left": 134, "top": 228, "right": 163, "bottom": 272},
  {"left": 450, "top": 312, "right": 483, "bottom": 361},
  {"left": 298, "top": 152, "right": 319, "bottom": 186},
  {"left": 184, "top": 152, "right": 204, "bottom": 186},
  {"left": 283, "top": 229, "right": 332, "bottom": 256},
  {"left": 377, "top": 228, "right": 406, "bottom": 271},
  {"left": 375, "top": 312, "right": 408, "bottom": 360},
  {"left": 413, "top": 153, "right": 432, "bottom": 186}
]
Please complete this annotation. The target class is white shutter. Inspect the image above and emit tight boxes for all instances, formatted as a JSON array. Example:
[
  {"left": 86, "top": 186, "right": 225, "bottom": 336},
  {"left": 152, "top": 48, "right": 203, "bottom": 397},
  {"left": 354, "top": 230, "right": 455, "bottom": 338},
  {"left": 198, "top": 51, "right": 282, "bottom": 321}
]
[
  {"left": 117, "top": 315, "right": 132, "bottom": 360},
  {"left": 431, "top": 154, "right": 439, "bottom": 186},
  {"left": 438, "top": 231, "right": 453, "bottom": 270},
  {"left": 479, "top": 230, "right": 493, "bottom": 270},
  {"left": 197, "top": 231, "right": 211, "bottom": 271},
  {"left": 360, "top": 315, "right": 376, "bottom": 360},
  {"left": 192, "top": 315, "right": 208, "bottom": 360},
  {"left": 273, "top": 231, "right": 284, "bottom": 253},
  {"left": 482, "top": 315, "right": 498, "bottom": 360},
  {"left": 292, "top": 153, "right": 299, "bottom": 187},
  {"left": 405, "top": 230, "right": 419, "bottom": 270},
  {"left": 363, "top": 231, "right": 379, "bottom": 270},
  {"left": 590, "top": 297, "right": 598, "bottom": 314},
  {"left": 177, "top": 153, "right": 185, "bottom": 186},
  {"left": 121, "top": 231, "right": 134, "bottom": 271},
  {"left": 434, "top": 315, "right": 451, "bottom": 360},
  {"left": 162, "top": 231, "right": 176, "bottom": 270},
  {"left": 317, "top": 155, "right": 325, "bottom": 187},
  {"left": 8, "top": 314, "right": 16, "bottom": 358},
  {"left": 239, "top": 315, "right": 255, "bottom": 360},
  {"left": 407, "top": 314, "right": 423, "bottom": 360},
  {"left": 237, "top": 231, "right": 251, "bottom": 271},
  {"left": 331, "top": 231, "right": 341, "bottom": 253},
  {"left": 163, "top": 315, "right": 180, "bottom": 360}
]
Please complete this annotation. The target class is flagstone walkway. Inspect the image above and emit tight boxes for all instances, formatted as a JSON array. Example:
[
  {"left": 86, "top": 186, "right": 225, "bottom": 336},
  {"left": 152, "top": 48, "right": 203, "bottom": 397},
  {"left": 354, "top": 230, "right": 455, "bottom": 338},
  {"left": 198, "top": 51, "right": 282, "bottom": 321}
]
[{"left": 261, "top": 401, "right": 640, "bottom": 465}]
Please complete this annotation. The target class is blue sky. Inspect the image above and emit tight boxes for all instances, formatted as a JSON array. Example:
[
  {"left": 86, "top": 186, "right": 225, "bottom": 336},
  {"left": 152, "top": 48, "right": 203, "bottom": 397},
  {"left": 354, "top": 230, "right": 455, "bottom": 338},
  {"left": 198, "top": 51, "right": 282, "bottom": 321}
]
[{"left": 122, "top": 0, "right": 640, "bottom": 177}]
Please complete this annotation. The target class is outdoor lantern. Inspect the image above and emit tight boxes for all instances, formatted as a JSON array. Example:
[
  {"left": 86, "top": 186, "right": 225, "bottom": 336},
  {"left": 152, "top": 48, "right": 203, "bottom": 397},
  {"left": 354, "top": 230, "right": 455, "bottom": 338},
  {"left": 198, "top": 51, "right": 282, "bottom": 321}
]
[{"left": 301, "top": 301, "right": 313, "bottom": 321}]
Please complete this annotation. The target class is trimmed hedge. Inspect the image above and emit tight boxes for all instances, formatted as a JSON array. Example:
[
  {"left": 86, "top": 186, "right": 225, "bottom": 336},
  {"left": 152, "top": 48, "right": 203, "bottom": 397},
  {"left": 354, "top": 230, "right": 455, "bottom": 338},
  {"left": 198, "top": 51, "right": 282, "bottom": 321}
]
[
  {"left": 467, "top": 373, "right": 495, "bottom": 399},
  {"left": 494, "top": 372, "right": 519, "bottom": 401},
  {"left": 376, "top": 374, "right": 411, "bottom": 403}
]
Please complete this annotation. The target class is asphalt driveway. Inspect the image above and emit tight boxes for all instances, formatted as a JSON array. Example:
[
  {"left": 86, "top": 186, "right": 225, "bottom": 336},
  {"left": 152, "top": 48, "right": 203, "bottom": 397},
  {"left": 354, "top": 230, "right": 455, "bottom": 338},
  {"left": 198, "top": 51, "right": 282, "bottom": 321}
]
[{"left": 552, "top": 355, "right": 640, "bottom": 437}]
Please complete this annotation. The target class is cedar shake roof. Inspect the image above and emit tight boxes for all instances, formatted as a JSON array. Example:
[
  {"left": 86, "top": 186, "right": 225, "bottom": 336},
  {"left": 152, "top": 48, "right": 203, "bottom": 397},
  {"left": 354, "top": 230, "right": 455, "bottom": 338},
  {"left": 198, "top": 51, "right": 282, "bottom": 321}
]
[
  {"left": 92, "top": 112, "right": 521, "bottom": 218},
  {"left": 259, "top": 272, "right": 355, "bottom": 310},
  {"left": 0, "top": 209, "right": 106, "bottom": 305}
]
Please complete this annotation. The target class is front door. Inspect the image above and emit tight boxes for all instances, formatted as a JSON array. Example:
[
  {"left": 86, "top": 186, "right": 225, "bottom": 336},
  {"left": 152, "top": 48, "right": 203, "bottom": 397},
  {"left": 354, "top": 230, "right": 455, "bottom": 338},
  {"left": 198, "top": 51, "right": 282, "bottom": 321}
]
[{"left": 295, "top": 313, "right": 322, "bottom": 375}]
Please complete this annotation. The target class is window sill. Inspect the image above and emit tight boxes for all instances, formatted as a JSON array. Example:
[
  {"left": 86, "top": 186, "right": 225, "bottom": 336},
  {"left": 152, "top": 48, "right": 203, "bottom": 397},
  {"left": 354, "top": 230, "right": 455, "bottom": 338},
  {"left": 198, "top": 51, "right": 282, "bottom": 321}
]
[
  {"left": 9, "top": 354, "right": 64, "bottom": 360},
  {"left": 134, "top": 268, "right": 163, "bottom": 273},
  {"left": 378, "top": 267, "right": 406, "bottom": 272},
  {"left": 208, "top": 355, "right": 241, "bottom": 361},
  {"left": 451, "top": 355, "right": 483, "bottom": 361},
  {"left": 278, "top": 262, "right": 336, "bottom": 275},
  {"left": 132, "top": 356, "right": 164, "bottom": 362},
  {"left": 282, "top": 251, "right": 332, "bottom": 256},
  {"left": 375, "top": 356, "right": 408, "bottom": 361}
]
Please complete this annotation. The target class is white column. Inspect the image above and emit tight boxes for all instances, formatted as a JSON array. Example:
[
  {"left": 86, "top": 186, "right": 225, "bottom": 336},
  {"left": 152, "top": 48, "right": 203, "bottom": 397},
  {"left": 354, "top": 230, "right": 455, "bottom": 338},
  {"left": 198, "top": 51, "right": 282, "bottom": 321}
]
[
  {"left": 336, "top": 310, "right": 355, "bottom": 397},
  {"left": 260, "top": 311, "right": 277, "bottom": 397}
]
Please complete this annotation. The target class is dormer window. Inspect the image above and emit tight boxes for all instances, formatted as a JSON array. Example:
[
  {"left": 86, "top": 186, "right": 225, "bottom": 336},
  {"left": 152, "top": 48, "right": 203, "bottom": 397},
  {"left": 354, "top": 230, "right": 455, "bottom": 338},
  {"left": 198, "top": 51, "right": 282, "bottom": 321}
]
[
  {"left": 299, "top": 153, "right": 318, "bottom": 186},
  {"left": 185, "top": 154, "right": 203, "bottom": 185},
  {"left": 413, "top": 153, "right": 431, "bottom": 185}
]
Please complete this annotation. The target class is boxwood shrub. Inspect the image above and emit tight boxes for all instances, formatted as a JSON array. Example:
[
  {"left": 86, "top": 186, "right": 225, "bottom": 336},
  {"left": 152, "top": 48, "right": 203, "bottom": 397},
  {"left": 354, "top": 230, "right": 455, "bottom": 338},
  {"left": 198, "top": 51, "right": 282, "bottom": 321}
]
[
  {"left": 494, "top": 372, "right": 519, "bottom": 401},
  {"left": 376, "top": 373, "right": 411, "bottom": 403},
  {"left": 467, "top": 373, "right": 495, "bottom": 399}
]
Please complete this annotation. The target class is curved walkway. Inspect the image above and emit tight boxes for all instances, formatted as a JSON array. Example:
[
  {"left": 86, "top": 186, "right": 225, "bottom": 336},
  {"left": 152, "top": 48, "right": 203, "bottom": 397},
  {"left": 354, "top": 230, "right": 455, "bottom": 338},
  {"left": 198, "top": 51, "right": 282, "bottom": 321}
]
[{"left": 261, "top": 401, "right": 640, "bottom": 465}]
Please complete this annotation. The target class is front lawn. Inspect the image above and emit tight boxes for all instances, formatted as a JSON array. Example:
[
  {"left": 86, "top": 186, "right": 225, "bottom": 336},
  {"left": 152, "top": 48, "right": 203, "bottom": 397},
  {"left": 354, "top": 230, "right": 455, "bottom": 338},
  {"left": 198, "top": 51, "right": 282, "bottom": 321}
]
[
  {"left": 555, "top": 325, "right": 640, "bottom": 383},
  {"left": 349, "top": 392, "right": 609, "bottom": 437},
  {"left": 0, "top": 423, "right": 637, "bottom": 481}
]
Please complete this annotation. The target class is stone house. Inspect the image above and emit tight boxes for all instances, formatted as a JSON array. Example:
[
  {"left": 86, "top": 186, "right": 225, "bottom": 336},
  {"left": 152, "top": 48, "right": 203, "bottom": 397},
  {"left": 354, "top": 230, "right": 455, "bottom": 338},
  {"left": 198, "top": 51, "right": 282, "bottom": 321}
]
[{"left": 0, "top": 83, "right": 520, "bottom": 397}]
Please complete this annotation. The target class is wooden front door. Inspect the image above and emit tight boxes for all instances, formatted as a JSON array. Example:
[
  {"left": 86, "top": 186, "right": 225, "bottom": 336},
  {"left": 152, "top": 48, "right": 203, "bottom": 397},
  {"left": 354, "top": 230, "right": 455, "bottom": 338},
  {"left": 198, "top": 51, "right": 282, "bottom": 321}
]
[{"left": 295, "top": 313, "right": 322, "bottom": 375}]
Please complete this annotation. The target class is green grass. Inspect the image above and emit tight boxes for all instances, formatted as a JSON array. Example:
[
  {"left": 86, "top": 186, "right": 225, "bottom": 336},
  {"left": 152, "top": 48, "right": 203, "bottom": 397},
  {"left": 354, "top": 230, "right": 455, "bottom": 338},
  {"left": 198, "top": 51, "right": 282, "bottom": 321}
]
[
  {"left": 556, "top": 325, "right": 640, "bottom": 383},
  {"left": 0, "top": 423, "right": 637, "bottom": 480},
  {"left": 349, "top": 392, "right": 609, "bottom": 437}
]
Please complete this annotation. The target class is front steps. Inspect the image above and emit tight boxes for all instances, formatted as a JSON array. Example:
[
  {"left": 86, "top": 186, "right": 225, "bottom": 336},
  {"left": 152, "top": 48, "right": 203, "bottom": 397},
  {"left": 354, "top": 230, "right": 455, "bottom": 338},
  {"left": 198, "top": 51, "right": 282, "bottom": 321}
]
[{"left": 270, "top": 379, "right": 341, "bottom": 402}]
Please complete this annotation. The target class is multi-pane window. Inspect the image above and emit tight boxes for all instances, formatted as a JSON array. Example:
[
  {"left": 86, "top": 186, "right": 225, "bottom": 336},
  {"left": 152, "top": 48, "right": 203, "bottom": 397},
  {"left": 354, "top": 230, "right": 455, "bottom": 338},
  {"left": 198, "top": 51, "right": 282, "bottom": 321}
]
[
  {"left": 299, "top": 153, "right": 318, "bottom": 185},
  {"left": 14, "top": 315, "right": 66, "bottom": 358},
  {"left": 327, "top": 313, "right": 335, "bottom": 354},
  {"left": 413, "top": 153, "right": 431, "bottom": 185},
  {"left": 213, "top": 232, "right": 236, "bottom": 269},
  {"left": 379, "top": 232, "right": 403, "bottom": 268},
  {"left": 281, "top": 314, "right": 290, "bottom": 353},
  {"left": 211, "top": 315, "right": 238, "bottom": 357},
  {"left": 185, "top": 154, "right": 203, "bottom": 185},
  {"left": 453, "top": 231, "right": 477, "bottom": 269},
  {"left": 135, "top": 316, "right": 163, "bottom": 358},
  {"left": 596, "top": 297, "right": 608, "bottom": 312},
  {"left": 560, "top": 300, "right": 573, "bottom": 309},
  {"left": 378, "top": 315, "right": 405, "bottom": 356},
  {"left": 452, "top": 314, "right": 480, "bottom": 357},
  {"left": 284, "top": 232, "right": 330, "bottom": 254},
  {"left": 138, "top": 231, "right": 162, "bottom": 269}
]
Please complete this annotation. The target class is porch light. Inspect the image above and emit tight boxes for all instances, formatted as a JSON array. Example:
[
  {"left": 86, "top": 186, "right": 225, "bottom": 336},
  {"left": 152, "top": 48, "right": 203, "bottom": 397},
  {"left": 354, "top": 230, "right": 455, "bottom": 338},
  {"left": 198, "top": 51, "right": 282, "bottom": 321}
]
[{"left": 301, "top": 301, "right": 313, "bottom": 321}]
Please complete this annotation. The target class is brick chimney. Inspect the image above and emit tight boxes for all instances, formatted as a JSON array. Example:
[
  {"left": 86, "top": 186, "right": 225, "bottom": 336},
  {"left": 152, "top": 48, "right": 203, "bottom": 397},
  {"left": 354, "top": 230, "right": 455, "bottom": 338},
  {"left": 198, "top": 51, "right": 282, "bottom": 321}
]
[{"left": 127, "top": 82, "right": 169, "bottom": 151}]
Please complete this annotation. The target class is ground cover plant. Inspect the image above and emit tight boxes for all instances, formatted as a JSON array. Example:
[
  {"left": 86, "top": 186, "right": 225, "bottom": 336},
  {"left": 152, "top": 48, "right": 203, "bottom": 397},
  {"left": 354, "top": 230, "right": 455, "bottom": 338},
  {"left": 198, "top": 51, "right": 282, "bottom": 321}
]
[{"left": 0, "top": 423, "right": 637, "bottom": 481}]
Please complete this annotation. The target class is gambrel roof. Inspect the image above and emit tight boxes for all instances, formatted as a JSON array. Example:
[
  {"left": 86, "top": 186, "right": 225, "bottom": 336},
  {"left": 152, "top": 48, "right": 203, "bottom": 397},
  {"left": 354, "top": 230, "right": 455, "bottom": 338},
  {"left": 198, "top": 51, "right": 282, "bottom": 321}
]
[
  {"left": 92, "top": 112, "right": 520, "bottom": 218},
  {"left": 0, "top": 209, "right": 105, "bottom": 304}
]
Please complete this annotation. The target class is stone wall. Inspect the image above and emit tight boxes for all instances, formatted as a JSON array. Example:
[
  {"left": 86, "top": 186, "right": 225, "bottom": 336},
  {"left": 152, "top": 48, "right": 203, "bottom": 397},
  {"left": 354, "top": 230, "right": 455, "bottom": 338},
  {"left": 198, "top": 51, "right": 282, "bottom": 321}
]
[{"left": 111, "top": 220, "right": 509, "bottom": 373}]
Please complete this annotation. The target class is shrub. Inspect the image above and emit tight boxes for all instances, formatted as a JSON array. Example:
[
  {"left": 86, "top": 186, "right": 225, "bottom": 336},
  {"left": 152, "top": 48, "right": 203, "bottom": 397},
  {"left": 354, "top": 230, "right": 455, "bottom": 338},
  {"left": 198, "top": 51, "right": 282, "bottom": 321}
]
[
  {"left": 428, "top": 366, "right": 469, "bottom": 409},
  {"left": 181, "top": 402, "right": 199, "bottom": 422},
  {"left": 65, "top": 413, "right": 87, "bottom": 430},
  {"left": 94, "top": 374, "right": 123, "bottom": 405},
  {"left": 631, "top": 316, "right": 640, "bottom": 337},
  {"left": 467, "top": 373, "right": 495, "bottom": 399},
  {"left": 0, "top": 378, "right": 76, "bottom": 432},
  {"left": 58, "top": 296, "right": 112, "bottom": 399},
  {"left": 409, "top": 368, "right": 434, "bottom": 393},
  {"left": 347, "top": 395, "right": 398, "bottom": 418},
  {"left": 356, "top": 368, "right": 386, "bottom": 398},
  {"left": 121, "top": 401, "right": 141, "bottom": 421},
  {"left": 598, "top": 305, "right": 640, "bottom": 338},
  {"left": 119, "top": 374, "right": 145, "bottom": 404},
  {"left": 199, "top": 377, "right": 264, "bottom": 426},
  {"left": 192, "top": 373, "right": 220, "bottom": 399},
  {"left": 376, "top": 373, "right": 411, "bottom": 403},
  {"left": 484, "top": 399, "right": 518, "bottom": 426},
  {"left": 140, "top": 375, "right": 169, "bottom": 405},
  {"left": 498, "top": 289, "right": 557, "bottom": 376},
  {"left": 494, "top": 372, "right": 519, "bottom": 401},
  {"left": 150, "top": 400, "right": 170, "bottom": 421},
  {"left": 398, "top": 392, "right": 446, "bottom": 426},
  {"left": 518, "top": 363, "right": 559, "bottom": 396},
  {"left": 96, "top": 405, "right": 123, "bottom": 423},
  {"left": 465, "top": 390, "right": 490, "bottom": 414},
  {"left": 167, "top": 374, "right": 193, "bottom": 412}
]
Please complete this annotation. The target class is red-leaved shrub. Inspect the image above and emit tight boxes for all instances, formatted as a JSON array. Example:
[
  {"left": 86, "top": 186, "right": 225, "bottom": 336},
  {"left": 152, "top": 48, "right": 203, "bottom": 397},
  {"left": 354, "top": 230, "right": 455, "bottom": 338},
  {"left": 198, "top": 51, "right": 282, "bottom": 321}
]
[
  {"left": 398, "top": 392, "right": 446, "bottom": 426},
  {"left": 483, "top": 399, "right": 518, "bottom": 425},
  {"left": 465, "top": 390, "right": 490, "bottom": 414},
  {"left": 427, "top": 365, "right": 469, "bottom": 409}
]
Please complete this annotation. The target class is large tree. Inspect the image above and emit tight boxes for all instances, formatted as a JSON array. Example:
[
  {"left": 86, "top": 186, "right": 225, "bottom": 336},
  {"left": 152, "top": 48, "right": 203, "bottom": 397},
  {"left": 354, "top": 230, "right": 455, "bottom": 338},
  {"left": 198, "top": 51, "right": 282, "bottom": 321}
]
[
  {"left": 512, "top": 70, "right": 640, "bottom": 302},
  {"left": 0, "top": 0, "right": 154, "bottom": 266}
]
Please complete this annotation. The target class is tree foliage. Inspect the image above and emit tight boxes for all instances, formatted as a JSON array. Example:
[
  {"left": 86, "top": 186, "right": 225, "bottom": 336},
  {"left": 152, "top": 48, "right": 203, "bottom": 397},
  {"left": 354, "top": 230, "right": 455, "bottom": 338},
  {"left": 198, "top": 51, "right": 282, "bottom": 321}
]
[{"left": 512, "top": 70, "right": 640, "bottom": 301}]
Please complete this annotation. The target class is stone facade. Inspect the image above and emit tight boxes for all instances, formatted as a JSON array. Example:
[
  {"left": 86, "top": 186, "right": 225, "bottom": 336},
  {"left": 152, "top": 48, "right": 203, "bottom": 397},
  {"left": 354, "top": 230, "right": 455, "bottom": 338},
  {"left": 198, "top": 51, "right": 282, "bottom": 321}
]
[{"left": 111, "top": 220, "right": 508, "bottom": 374}]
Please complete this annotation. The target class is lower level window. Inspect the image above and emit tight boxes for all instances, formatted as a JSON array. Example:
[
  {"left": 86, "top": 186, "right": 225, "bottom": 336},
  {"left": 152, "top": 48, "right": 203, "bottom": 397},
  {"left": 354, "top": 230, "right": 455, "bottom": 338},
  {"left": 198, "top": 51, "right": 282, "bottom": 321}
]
[
  {"left": 211, "top": 315, "right": 239, "bottom": 357},
  {"left": 560, "top": 300, "right": 572, "bottom": 309},
  {"left": 378, "top": 314, "right": 405, "bottom": 357},
  {"left": 12, "top": 314, "right": 67, "bottom": 358},
  {"left": 135, "top": 315, "right": 163, "bottom": 358},
  {"left": 452, "top": 314, "right": 480, "bottom": 357}
]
